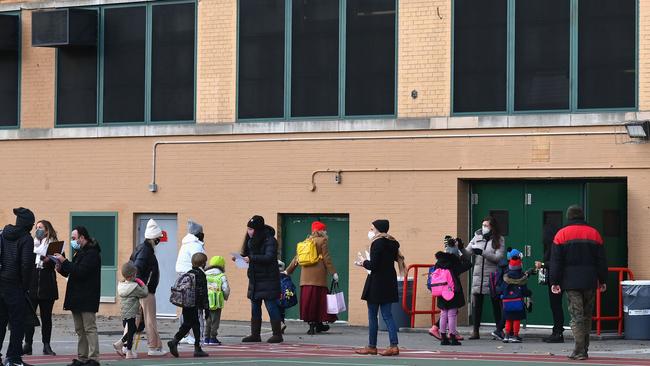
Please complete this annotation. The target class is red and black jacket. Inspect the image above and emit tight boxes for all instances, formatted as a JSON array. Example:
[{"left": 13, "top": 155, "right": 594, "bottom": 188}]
[{"left": 550, "top": 220, "right": 607, "bottom": 290}]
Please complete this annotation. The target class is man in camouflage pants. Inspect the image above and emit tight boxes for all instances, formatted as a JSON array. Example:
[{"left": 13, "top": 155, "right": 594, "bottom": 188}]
[{"left": 550, "top": 205, "right": 607, "bottom": 361}]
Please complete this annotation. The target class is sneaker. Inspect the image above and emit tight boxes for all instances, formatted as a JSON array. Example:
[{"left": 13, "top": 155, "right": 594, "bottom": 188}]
[
  {"left": 491, "top": 329, "right": 505, "bottom": 340},
  {"left": 212, "top": 338, "right": 222, "bottom": 345},
  {"left": 147, "top": 348, "right": 167, "bottom": 357},
  {"left": 204, "top": 337, "right": 212, "bottom": 345},
  {"left": 428, "top": 325, "right": 441, "bottom": 340},
  {"left": 125, "top": 350, "right": 138, "bottom": 359},
  {"left": 510, "top": 336, "right": 522, "bottom": 343},
  {"left": 502, "top": 335, "right": 511, "bottom": 343},
  {"left": 113, "top": 340, "right": 125, "bottom": 357}
]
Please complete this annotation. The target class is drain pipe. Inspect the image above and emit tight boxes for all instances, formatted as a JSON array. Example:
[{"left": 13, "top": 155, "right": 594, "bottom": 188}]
[{"left": 149, "top": 130, "right": 625, "bottom": 192}]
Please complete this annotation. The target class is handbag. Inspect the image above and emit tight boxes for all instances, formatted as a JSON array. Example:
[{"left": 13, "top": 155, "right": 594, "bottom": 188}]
[{"left": 327, "top": 280, "right": 347, "bottom": 314}]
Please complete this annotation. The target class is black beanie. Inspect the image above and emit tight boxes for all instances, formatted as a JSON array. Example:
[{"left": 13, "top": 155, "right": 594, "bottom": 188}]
[
  {"left": 14, "top": 207, "right": 35, "bottom": 229},
  {"left": 372, "top": 219, "right": 390, "bottom": 233},
  {"left": 247, "top": 215, "right": 265, "bottom": 231}
]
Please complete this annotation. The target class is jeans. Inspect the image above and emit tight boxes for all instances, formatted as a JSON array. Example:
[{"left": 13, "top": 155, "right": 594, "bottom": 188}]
[
  {"left": 367, "top": 302, "right": 398, "bottom": 347},
  {"left": 251, "top": 299, "right": 281, "bottom": 321},
  {"left": 205, "top": 309, "right": 222, "bottom": 338},
  {"left": 0, "top": 286, "right": 26, "bottom": 363}
]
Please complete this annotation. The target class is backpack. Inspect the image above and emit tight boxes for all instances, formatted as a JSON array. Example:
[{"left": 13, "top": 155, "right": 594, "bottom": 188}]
[
  {"left": 207, "top": 273, "right": 225, "bottom": 310},
  {"left": 170, "top": 272, "right": 196, "bottom": 307},
  {"left": 279, "top": 274, "right": 298, "bottom": 309},
  {"left": 501, "top": 285, "right": 525, "bottom": 312},
  {"left": 427, "top": 266, "right": 455, "bottom": 301},
  {"left": 489, "top": 259, "right": 508, "bottom": 299},
  {"left": 296, "top": 237, "right": 321, "bottom": 266}
]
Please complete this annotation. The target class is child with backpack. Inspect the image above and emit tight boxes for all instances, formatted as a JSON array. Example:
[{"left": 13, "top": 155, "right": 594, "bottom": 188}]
[
  {"left": 114, "top": 262, "right": 149, "bottom": 359},
  {"left": 204, "top": 256, "right": 230, "bottom": 345},
  {"left": 278, "top": 260, "right": 297, "bottom": 333},
  {"left": 498, "top": 251, "right": 532, "bottom": 343},
  {"left": 428, "top": 236, "right": 472, "bottom": 346},
  {"left": 168, "top": 253, "right": 210, "bottom": 358}
]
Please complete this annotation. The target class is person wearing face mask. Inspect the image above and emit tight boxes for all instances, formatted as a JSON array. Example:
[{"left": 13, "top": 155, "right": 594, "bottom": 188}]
[
  {"left": 124, "top": 219, "right": 166, "bottom": 356},
  {"left": 461, "top": 216, "right": 506, "bottom": 340},
  {"left": 286, "top": 221, "right": 339, "bottom": 335},
  {"left": 355, "top": 219, "right": 406, "bottom": 357},
  {"left": 52, "top": 226, "right": 101, "bottom": 366},
  {"left": 234, "top": 215, "right": 283, "bottom": 343},
  {"left": 0, "top": 207, "right": 36, "bottom": 366},
  {"left": 23, "top": 220, "right": 60, "bottom": 356}
]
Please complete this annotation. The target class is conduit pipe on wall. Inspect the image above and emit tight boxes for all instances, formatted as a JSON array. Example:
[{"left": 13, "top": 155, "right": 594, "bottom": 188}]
[{"left": 150, "top": 130, "right": 627, "bottom": 192}]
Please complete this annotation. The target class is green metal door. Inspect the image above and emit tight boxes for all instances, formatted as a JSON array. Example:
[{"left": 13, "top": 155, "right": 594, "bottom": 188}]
[{"left": 280, "top": 215, "right": 349, "bottom": 321}]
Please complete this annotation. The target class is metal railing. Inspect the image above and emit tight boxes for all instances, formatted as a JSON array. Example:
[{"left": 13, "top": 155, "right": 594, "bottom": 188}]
[
  {"left": 401, "top": 264, "right": 439, "bottom": 328},
  {"left": 593, "top": 267, "right": 634, "bottom": 336}
]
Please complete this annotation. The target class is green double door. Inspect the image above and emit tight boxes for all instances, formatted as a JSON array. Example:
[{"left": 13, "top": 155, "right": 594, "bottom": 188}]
[
  {"left": 471, "top": 180, "right": 627, "bottom": 327},
  {"left": 280, "top": 215, "right": 350, "bottom": 321}
]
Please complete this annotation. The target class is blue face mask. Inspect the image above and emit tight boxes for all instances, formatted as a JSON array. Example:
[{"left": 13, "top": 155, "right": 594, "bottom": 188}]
[
  {"left": 71, "top": 240, "right": 81, "bottom": 251},
  {"left": 35, "top": 228, "right": 46, "bottom": 240}
]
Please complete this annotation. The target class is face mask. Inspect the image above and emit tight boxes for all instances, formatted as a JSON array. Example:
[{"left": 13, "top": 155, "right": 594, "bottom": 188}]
[
  {"left": 367, "top": 231, "right": 375, "bottom": 240},
  {"left": 71, "top": 240, "right": 81, "bottom": 251},
  {"left": 481, "top": 226, "right": 490, "bottom": 235},
  {"left": 35, "top": 228, "right": 46, "bottom": 240}
]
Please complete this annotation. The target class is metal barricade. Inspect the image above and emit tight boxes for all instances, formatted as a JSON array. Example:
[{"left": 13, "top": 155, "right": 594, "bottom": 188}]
[
  {"left": 593, "top": 267, "right": 634, "bottom": 335},
  {"left": 401, "top": 264, "right": 439, "bottom": 328}
]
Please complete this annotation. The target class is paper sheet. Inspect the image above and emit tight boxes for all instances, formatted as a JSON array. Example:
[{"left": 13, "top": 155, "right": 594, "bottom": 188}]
[{"left": 230, "top": 252, "right": 249, "bottom": 269}]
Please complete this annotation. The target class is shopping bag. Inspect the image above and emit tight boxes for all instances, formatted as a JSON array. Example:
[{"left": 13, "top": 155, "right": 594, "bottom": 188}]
[{"left": 327, "top": 280, "right": 347, "bottom": 314}]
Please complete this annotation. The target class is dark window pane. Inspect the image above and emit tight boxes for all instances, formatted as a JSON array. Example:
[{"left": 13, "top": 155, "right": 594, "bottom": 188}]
[
  {"left": 57, "top": 46, "right": 98, "bottom": 125},
  {"left": 489, "top": 210, "right": 509, "bottom": 236},
  {"left": 103, "top": 6, "right": 145, "bottom": 123},
  {"left": 603, "top": 209, "right": 620, "bottom": 237},
  {"left": 151, "top": 3, "right": 195, "bottom": 122},
  {"left": 515, "top": 0, "right": 569, "bottom": 111},
  {"left": 0, "top": 15, "right": 19, "bottom": 127},
  {"left": 453, "top": 0, "right": 507, "bottom": 113},
  {"left": 345, "top": 0, "right": 395, "bottom": 116},
  {"left": 291, "top": 0, "right": 338, "bottom": 117},
  {"left": 578, "top": 0, "right": 635, "bottom": 109},
  {"left": 238, "top": 0, "right": 285, "bottom": 119}
]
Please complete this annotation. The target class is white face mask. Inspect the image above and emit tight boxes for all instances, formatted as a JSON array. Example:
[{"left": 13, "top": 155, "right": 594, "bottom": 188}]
[
  {"left": 481, "top": 225, "right": 490, "bottom": 235},
  {"left": 367, "top": 230, "right": 375, "bottom": 240}
]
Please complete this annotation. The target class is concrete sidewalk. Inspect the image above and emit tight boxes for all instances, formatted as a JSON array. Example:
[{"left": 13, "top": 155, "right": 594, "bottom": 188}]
[{"left": 13, "top": 314, "right": 650, "bottom": 360}]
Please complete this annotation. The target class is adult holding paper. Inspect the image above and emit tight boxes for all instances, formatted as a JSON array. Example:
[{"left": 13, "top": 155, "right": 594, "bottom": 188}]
[
  {"left": 234, "top": 215, "right": 283, "bottom": 343},
  {"left": 24, "top": 220, "right": 60, "bottom": 356},
  {"left": 355, "top": 219, "right": 405, "bottom": 357}
]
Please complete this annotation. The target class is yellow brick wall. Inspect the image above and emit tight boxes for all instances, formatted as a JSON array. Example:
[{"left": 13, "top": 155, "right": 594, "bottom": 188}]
[
  {"left": 19, "top": 10, "right": 56, "bottom": 129},
  {"left": 639, "top": 0, "right": 650, "bottom": 110},
  {"left": 196, "top": 0, "right": 237, "bottom": 123},
  {"left": 397, "top": 0, "right": 451, "bottom": 118}
]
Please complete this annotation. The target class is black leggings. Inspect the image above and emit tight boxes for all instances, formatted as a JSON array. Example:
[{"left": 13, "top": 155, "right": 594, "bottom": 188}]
[
  {"left": 24, "top": 298, "right": 55, "bottom": 345},
  {"left": 175, "top": 307, "right": 200, "bottom": 345},
  {"left": 473, "top": 294, "right": 504, "bottom": 332},
  {"left": 121, "top": 318, "right": 137, "bottom": 350},
  {"left": 548, "top": 285, "right": 565, "bottom": 333}
]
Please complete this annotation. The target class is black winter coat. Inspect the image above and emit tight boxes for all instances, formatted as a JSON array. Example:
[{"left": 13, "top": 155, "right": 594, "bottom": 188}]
[
  {"left": 130, "top": 241, "right": 160, "bottom": 294},
  {"left": 29, "top": 263, "right": 59, "bottom": 300},
  {"left": 0, "top": 225, "right": 35, "bottom": 290},
  {"left": 362, "top": 235, "right": 400, "bottom": 304},
  {"left": 188, "top": 267, "right": 209, "bottom": 309},
  {"left": 243, "top": 225, "right": 280, "bottom": 301},
  {"left": 60, "top": 240, "right": 101, "bottom": 313},
  {"left": 433, "top": 251, "right": 472, "bottom": 310}
]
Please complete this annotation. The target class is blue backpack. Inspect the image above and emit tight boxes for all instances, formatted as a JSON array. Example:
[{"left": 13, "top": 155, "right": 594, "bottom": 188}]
[
  {"left": 489, "top": 259, "right": 508, "bottom": 299},
  {"left": 279, "top": 274, "right": 298, "bottom": 309},
  {"left": 501, "top": 285, "right": 525, "bottom": 312}
]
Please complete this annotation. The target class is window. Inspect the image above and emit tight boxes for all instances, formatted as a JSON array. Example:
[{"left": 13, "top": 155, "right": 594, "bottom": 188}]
[
  {"left": 70, "top": 212, "right": 117, "bottom": 301},
  {"left": 151, "top": 3, "right": 195, "bottom": 122},
  {"left": 238, "top": 0, "right": 285, "bottom": 119},
  {"left": 0, "top": 14, "right": 19, "bottom": 127},
  {"left": 453, "top": 0, "right": 636, "bottom": 114},
  {"left": 237, "top": 0, "right": 396, "bottom": 120},
  {"left": 55, "top": 2, "right": 195, "bottom": 126}
]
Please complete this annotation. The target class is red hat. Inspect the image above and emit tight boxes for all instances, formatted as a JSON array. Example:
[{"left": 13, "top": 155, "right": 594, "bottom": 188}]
[
  {"left": 508, "top": 257, "right": 522, "bottom": 271},
  {"left": 311, "top": 221, "right": 326, "bottom": 233}
]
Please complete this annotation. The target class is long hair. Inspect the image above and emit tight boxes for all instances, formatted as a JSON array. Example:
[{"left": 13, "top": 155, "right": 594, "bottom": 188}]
[
  {"left": 240, "top": 227, "right": 266, "bottom": 255},
  {"left": 483, "top": 216, "right": 502, "bottom": 250},
  {"left": 396, "top": 249, "right": 407, "bottom": 278},
  {"left": 37, "top": 220, "right": 58, "bottom": 241}
]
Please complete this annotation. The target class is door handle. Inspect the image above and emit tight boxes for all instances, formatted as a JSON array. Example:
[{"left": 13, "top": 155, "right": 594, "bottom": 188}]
[{"left": 524, "top": 245, "right": 532, "bottom": 257}]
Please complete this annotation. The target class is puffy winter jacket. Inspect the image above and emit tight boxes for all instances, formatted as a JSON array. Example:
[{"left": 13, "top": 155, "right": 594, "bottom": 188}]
[
  {"left": 130, "top": 240, "right": 160, "bottom": 294},
  {"left": 461, "top": 230, "right": 506, "bottom": 295},
  {"left": 0, "top": 225, "right": 35, "bottom": 290},
  {"left": 175, "top": 234, "right": 205, "bottom": 273},
  {"left": 243, "top": 225, "right": 281, "bottom": 301},
  {"left": 118, "top": 280, "right": 148, "bottom": 320},
  {"left": 432, "top": 251, "right": 472, "bottom": 309},
  {"left": 189, "top": 267, "right": 209, "bottom": 310}
]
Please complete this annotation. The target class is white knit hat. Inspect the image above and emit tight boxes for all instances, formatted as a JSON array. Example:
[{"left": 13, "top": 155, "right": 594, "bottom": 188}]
[{"left": 145, "top": 219, "right": 163, "bottom": 239}]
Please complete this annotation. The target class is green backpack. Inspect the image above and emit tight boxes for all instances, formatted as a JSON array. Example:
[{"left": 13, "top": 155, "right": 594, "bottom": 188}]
[{"left": 207, "top": 273, "right": 225, "bottom": 310}]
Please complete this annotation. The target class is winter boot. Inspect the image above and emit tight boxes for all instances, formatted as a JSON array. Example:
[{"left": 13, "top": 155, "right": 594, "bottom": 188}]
[
  {"left": 167, "top": 338, "right": 180, "bottom": 358},
  {"left": 22, "top": 343, "right": 32, "bottom": 356},
  {"left": 242, "top": 318, "right": 262, "bottom": 342},
  {"left": 315, "top": 322, "right": 330, "bottom": 332},
  {"left": 267, "top": 320, "right": 284, "bottom": 343},
  {"left": 193, "top": 345, "right": 209, "bottom": 357},
  {"left": 307, "top": 322, "right": 316, "bottom": 335},
  {"left": 542, "top": 331, "right": 564, "bottom": 343},
  {"left": 43, "top": 343, "right": 57, "bottom": 356},
  {"left": 450, "top": 334, "right": 462, "bottom": 346},
  {"left": 440, "top": 333, "right": 450, "bottom": 346}
]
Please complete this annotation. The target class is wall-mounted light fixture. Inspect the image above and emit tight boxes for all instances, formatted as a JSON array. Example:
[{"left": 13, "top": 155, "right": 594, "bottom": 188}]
[{"left": 625, "top": 120, "right": 650, "bottom": 139}]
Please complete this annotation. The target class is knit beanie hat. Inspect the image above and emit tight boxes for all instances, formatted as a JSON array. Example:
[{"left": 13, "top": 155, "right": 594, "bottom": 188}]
[
  {"left": 144, "top": 219, "right": 163, "bottom": 239},
  {"left": 14, "top": 207, "right": 35, "bottom": 229},
  {"left": 507, "top": 248, "right": 522, "bottom": 260},
  {"left": 372, "top": 219, "right": 390, "bottom": 233},
  {"left": 508, "top": 257, "right": 522, "bottom": 271},
  {"left": 247, "top": 215, "right": 265, "bottom": 231},
  {"left": 209, "top": 255, "right": 225, "bottom": 270},
  {"left": 187, "top": 219, "right": 203, "bottom": 236},
  {"left": 311, "top": 221, "right": 326, "bottom": 233}
]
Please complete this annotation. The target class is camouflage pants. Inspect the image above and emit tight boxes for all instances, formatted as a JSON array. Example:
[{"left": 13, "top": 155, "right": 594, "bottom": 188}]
[{"left": 566, "top": 289, "right": 596, "bottom": 356}]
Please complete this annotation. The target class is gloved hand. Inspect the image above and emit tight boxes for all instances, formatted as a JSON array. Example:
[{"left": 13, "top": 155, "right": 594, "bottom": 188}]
[
  {"left": 333, "top": 273, "right": 339, "bottom": 283},
  {"left": 472, "top": 248, "right": 483, "bottom": 256},
  {"left": 456, "top": 237, "right": 464, "bottom": 249}
]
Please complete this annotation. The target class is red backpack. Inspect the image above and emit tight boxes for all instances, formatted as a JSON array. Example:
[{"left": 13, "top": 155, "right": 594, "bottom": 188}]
[{"left": 427, "top": 267, "right": 455, "bottom": 301}]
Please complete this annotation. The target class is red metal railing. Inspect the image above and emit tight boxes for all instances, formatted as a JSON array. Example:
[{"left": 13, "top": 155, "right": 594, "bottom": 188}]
[
  {"left": 593, "top": 267, "right": 634, "bottom": 336},
  {"left": 401, "top": 264, "right": 439, "bottom": 328}
]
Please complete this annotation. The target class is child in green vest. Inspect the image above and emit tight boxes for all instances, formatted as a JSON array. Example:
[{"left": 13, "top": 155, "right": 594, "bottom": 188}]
[{"left": 204, "top": 256, "right": 230, "bottom": 345}]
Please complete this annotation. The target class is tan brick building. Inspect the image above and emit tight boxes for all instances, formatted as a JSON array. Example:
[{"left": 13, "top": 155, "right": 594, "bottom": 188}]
[{"left": 0, "top": 0, "right": 648, "bottom": 329}]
